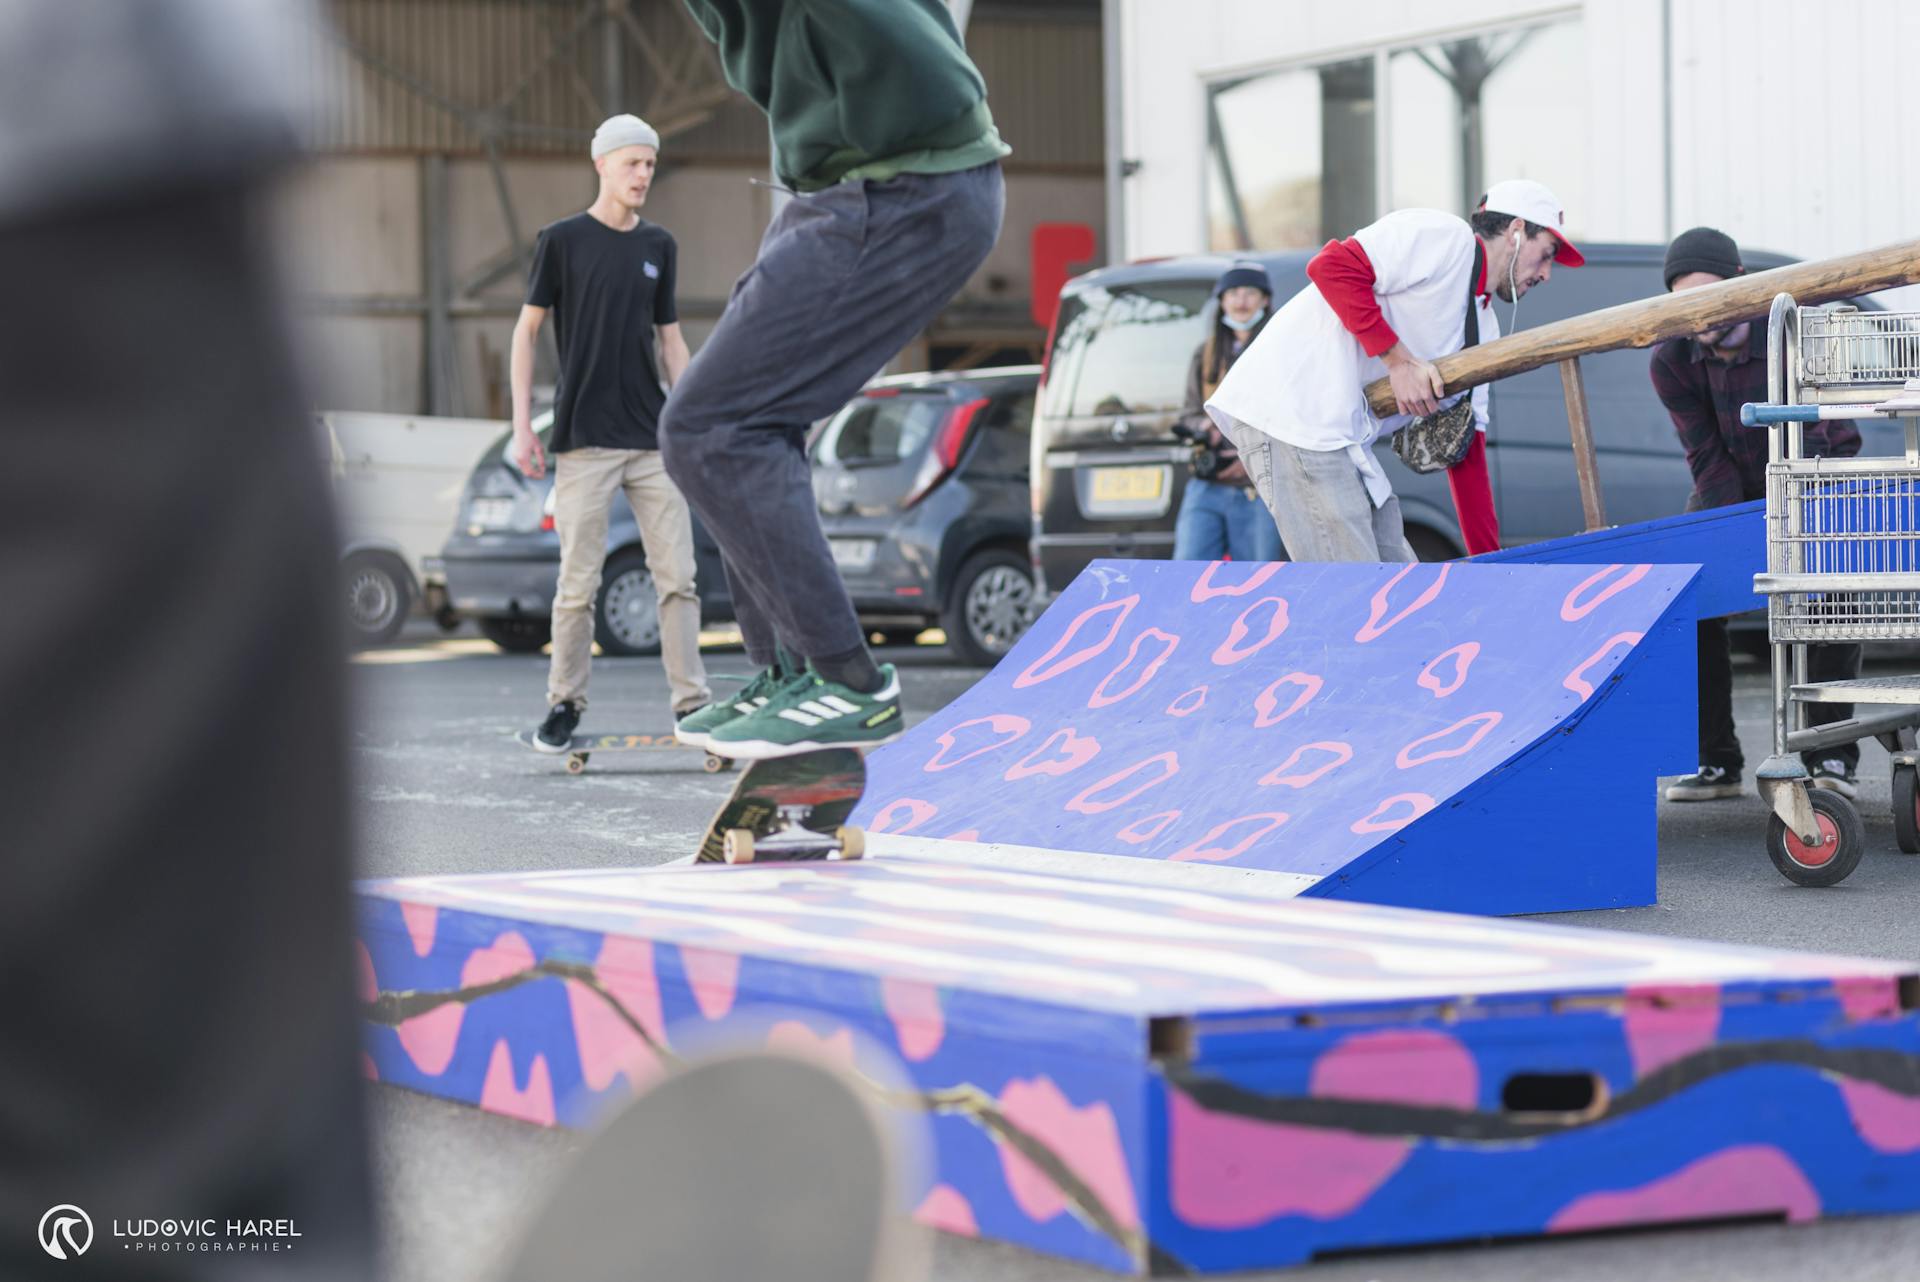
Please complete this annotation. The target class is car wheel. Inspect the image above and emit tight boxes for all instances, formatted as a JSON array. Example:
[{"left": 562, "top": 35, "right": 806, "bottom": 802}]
[
  {"left": 343, "top": 552, "right": 411, "bottom": 648},
  {"left": 1405, "top": 526, "right": 1462, "bottom": 562},
  {"left": 943, "top": 549, "right": 1035, "bottom": 667},
  {"left": 478, "top": 616, "right": 552, "bottom": 654},
  {"left": 595, "top": 548, "right": 662, "bottom": 656}
]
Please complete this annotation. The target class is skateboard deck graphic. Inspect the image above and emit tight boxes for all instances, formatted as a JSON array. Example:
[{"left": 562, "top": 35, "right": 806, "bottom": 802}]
[
  {"left": 514, "top": 729, "right": 730, "bottom": 775},
  {"left": 697, "top": 748, "right": 867, "bottom": 864}
]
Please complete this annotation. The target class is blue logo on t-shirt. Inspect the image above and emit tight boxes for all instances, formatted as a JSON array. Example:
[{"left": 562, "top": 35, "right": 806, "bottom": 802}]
[{"left": 643, "top": 261, "right": 660, "bottom": 280}]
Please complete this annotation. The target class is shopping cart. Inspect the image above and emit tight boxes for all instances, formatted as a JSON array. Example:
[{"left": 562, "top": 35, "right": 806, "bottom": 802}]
[{"left": 1742, "top": 292, "right": 1920, "bottom": 885}]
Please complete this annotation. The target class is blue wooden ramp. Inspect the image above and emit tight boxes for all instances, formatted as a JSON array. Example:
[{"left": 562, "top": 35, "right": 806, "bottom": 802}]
[
  {"left": 1477, "top": 499, "right": 1763, "bottom": 619},
  {"left": 854, "top": 559, "right": 1699, "bottom": 916}
]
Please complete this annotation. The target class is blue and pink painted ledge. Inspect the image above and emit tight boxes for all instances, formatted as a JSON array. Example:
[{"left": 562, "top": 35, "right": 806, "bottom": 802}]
[{"left": 357, "top": 856, "right": 1920, "bottom": 1275}]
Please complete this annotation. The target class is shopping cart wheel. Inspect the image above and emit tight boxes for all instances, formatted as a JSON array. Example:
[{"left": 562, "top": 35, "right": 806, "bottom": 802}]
[
  {"left": 1766, "top": 789, "right": 1865, "bottom": 887},
  {"left": 1894, "top": 766, "right": 1920, "bottom": 855}
]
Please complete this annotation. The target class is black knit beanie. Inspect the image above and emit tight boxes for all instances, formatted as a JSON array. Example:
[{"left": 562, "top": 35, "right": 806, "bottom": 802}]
[
  {"left": 1663, "top": 226, "right": 1743, "bottom": 290},
  {"left": 1213, "top": 260, "right": 1272, "bottom": 297}
]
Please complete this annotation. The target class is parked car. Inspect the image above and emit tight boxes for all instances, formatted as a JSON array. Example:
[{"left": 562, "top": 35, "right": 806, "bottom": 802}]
[
  {"left": 323, "top": 411, "right": 508, "bottom": 646},
  {"left": 1030, "top": 244, "right": 1905, "bottom": 600},
  {"left": 811, "top": 366, "right": 1041, "bottom": 666},
  {"left": 440, "top": 411, "right": 734, "bottom": 655}
]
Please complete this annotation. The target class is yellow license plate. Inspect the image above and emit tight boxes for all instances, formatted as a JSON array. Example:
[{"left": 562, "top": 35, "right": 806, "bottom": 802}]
[{"left": 1090, "top": 467, "right": 1164, "bottom": 502}]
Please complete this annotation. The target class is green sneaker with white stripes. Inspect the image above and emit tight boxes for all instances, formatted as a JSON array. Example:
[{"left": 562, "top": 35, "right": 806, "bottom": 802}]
[
  {"left": 705, "top": 664, "right": 904, "bottom": 760},
  {"left": 674, "top": 661, "right": 793, "bottom": 748}
]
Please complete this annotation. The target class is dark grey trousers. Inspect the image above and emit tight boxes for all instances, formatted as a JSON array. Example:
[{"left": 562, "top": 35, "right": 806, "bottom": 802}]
[{"left": 660, "top": 163, "right": 1004, "bottom": 666}]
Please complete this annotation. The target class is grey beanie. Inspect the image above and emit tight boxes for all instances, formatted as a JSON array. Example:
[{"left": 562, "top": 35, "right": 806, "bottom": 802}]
[{"left": 591, "top": 114, "right": 660, "bottom": 159}]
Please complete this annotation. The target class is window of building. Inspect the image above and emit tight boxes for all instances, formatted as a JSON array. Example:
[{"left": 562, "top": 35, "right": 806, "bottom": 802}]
[{"left": 1207, "top": 16, "right": 1585, "bottom": 251}]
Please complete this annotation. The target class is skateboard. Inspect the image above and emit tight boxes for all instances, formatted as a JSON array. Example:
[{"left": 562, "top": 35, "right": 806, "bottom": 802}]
[
  {"left": 492, "top": 1052, "right": 923, "bottom": 1282},
  {"left": 696, "top": 747, "right": 867, "bottom": 864},
  {"left": 514, "top": 729, "right": 731, "bottom": 776}
]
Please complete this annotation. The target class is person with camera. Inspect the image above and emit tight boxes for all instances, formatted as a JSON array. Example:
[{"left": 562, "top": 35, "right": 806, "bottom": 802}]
[{"left": 1172, "top": 261, "right": 1284, "bottom": 561}]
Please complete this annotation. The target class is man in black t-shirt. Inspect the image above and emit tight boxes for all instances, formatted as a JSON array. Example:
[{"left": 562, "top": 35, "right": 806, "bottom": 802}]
[{"left": 511, "top": 114, "right": 711, "bottom": 749}]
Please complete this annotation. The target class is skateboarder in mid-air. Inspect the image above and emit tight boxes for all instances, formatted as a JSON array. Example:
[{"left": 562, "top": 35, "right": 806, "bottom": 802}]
[{"left": 665, "top": 0, "right": 1007, "bottom": 761}]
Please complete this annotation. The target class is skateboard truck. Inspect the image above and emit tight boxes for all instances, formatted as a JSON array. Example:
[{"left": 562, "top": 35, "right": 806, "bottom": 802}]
[{"left": 723, "top": 805, "right": 866, "bottom": 864}]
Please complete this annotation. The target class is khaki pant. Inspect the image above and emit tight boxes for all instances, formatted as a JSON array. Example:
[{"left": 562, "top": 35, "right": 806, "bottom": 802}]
[{"left": 548, "top": 446, "right": 710, "bottom": 714}]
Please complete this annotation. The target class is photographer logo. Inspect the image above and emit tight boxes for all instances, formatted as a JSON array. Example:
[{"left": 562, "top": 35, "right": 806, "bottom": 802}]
[{"left": 39, "top": 1205, "right": 93, "bottom": 1260}]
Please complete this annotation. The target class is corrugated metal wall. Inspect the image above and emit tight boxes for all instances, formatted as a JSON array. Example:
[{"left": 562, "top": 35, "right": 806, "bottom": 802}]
[{"left": 308, "top": 0, "right": 1103, "bottom": 169}]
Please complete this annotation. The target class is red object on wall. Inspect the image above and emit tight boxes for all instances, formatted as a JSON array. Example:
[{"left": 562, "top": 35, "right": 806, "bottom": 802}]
[{"left": 1030, "top": 222, "right": 1099, "bottom": 332}]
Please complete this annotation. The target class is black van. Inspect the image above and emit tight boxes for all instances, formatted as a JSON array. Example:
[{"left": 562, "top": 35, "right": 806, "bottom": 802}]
[{"left": 1027, "top": 242, "right": 1900, "bottom": 599}]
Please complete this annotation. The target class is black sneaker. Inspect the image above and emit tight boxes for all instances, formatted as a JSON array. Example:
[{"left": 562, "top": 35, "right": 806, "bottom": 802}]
[
  {"left": 1807, "top": 758, "right": 1859, "bottom": 799},
  {"left": 1665, "top": 765, "right": 1741, "bottom": 802},
  {"left": 534, "top": 701, "right": 581, "bottom": 753}
]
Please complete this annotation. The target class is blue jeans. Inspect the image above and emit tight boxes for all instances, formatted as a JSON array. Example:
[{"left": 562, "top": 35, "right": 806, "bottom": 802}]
[{"left": 1172, "top": 477, "right": 1285, "bottom": 561}]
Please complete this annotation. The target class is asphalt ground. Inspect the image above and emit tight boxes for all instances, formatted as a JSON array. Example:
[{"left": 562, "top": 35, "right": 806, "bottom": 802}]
[{"left": 352, "top": 623, "right": 1920, "bottom": 1282}]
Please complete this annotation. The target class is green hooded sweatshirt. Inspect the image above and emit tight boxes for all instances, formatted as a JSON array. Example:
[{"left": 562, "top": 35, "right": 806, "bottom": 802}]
[{"left": 683, "top": 0, "right": 1011, "bottom": 192}]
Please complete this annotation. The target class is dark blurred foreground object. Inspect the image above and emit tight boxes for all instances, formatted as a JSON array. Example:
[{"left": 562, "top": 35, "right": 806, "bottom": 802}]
[
  {"left": 496, "top": 1053, "right": 924, "bottom": 1282},
  {"left": 0, "top": 2, "right": 372, "bottom": 1278}
]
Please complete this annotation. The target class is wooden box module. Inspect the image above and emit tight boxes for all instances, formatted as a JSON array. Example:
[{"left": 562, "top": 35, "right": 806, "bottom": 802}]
[{"left": 358, "top": 856, "right": 1920, "bottom": 1274}]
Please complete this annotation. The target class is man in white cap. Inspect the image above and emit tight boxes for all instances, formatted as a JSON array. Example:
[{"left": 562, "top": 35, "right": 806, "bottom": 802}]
[
  {"left": 510, "top": 113, "right": 711, "bottom": 751},
  {"left": 1207, "top": 180, "right": 1583, "bottom": 561}
]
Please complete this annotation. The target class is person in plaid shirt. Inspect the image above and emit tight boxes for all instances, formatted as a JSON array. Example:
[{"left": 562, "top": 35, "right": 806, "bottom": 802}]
[{"left": 1650, "top": 226, "right": 1864, "bottom": 802}]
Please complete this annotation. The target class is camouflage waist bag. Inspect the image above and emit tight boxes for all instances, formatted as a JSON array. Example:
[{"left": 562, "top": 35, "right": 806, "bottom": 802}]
[{"left": 1390, "top": 397, "right": 1475, "bottom": 474}]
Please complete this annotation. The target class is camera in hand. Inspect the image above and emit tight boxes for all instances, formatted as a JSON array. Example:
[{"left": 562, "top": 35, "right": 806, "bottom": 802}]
[{"left": 1173, "top": 421, "right": 1227, "bottom": 481}]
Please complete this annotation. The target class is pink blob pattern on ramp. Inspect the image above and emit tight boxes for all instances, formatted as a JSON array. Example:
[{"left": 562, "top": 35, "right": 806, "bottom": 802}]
[
  {"left": 400, "top": 901, "right": 439, "bottom": 956},
  {"left": 924, "top": 715, "right": 1031, "bottom": 772},
  {"left": 1396, "top": 712, "right": 1503, "bottom": 768},
  {"left": 1211, "top": 597, "right": 1290, "bottom": 665},
  {"left": 1351, "top": 793, "right": 1437, "bottom": 834},
  {"left": 397, "top": 930, "right": 536, "bottom": 1077},
  {"left": 996, "top": 1077, "right": 1140, "bottom": 1230},
  {"left": 1839, "top": 1079, "right": 1920, "bottom": 1153},
  {"left": 1548, "top": 1146, "right": 1820, "bottom": 1231},
  {"left": 1169, "top": 813, "right": 1291, "bottom": 863},
  {"left": 1623, "top": 985, "right": 1722, "bottom": 1077},
  {"left": 1013, "top": 595, "right": 1138, "bottom": 688},
  {"left": 1560, "top": 563, "right": 1653, "bottom": 622},
  {"left": 682, "top": 947, "right": 741, "bottom": 1020},
  {"left": 1258, "top": 742, "right": 1353, "bottom": 789},
  {"left": 870, "top": 798, "right": 939, "bottom": 834},
  {"left": 1309, "top": 1029, "right": 1480, "bottom": 1109},
  {"left": 478, "top": 1039, "right": 556, "bottom": 1126},
  {"left": 355, "top": 940, "right": 378, "bottom": 1003},
  {"left": 1004, "top": 728, "right": 1102, "bottom": 781},
  {"left": 767, "top": 1020, "right": 859, "bottom": 1069},
  {"left": 1564, "top": 631, "right": 1645, "bottom": 699},
  {"left": 1170, "top": 1029, "right": 1476, "bottom": 1228},
  {"left": 1166, "top": 685, "right": 1208, "bottom": 717},
  {"left": 1191, "top": 560, "right": 1284, "bottom": 601},
  {"left": 566, "top": 936, "right": 666, "bottom": 1094},
  {"left": 1838, "top": 975, "right": 1903, "bottom": 1022},
  {"left": 1253, "top": 673, "right": 1323, "bottom": 727},
  {"left": 1116, "top": 810, "right": 1182, "bottom": 844},
  {"left": 1355, "top": 563, "right": 1449, "bottom": 642},
  {"left": 882, "top": 977, "right": 947, "bottom": 1062},
  {"left": 915, "top": 1184, "right": 981, "bottom": 1238},
  {"left": 1417, "top": 642, "right": 1480, "bottom": 698},
  {"left": 1066, "top": 752, "right": 1181, "bottom": 814},
  {"left": 361, "top": 1053, "right": 379, "bottom": 1081},
  {"left": 1090, "top": 628, "right": 1181, "bottom": 707},
  {"left": 855, "top": 559, "right": 1694, "bottom": 882},
  {"left": 943, "top": 829, "right": 982, "bottom": 843}
]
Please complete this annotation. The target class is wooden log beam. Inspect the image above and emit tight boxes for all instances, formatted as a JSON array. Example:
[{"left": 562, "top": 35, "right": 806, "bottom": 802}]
[
  {"left": 1559, "top": 357, "right": 1605, "bottom": 531},
  {"left": 1364, "top": 237, "right": 1920, "bottom": 418}
]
